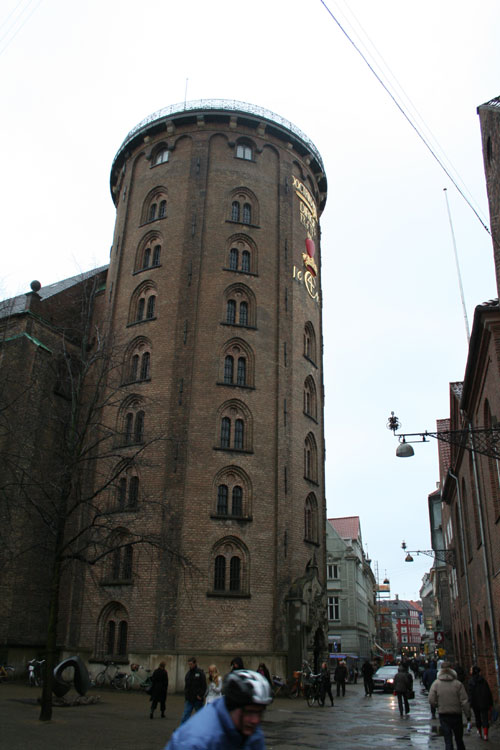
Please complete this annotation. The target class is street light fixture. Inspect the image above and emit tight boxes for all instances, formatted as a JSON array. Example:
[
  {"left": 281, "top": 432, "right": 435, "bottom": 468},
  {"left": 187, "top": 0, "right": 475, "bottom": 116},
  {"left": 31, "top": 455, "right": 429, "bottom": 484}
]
[{"left": 401, "top": 540, "right": 455, "bottom": 567}]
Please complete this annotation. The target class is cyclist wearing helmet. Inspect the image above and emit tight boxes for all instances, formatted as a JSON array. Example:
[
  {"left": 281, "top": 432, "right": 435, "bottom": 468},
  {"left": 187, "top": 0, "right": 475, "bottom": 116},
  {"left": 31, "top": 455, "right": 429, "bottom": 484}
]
[{"left": 164, "top": 669, "right": 272, "bottom": 749}]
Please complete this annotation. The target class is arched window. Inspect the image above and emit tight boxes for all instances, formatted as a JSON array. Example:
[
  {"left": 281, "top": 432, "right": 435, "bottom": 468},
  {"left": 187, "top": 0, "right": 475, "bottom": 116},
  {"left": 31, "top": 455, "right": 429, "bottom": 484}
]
[
  {"left": 304, "top": 433, "right": 318, "bottom": 482},
  {"left": 134, "top": 411, "right": 145, "bottom": 443},
  {"left": 128, "top": 476, "right": 139, "bottom": 508},
  {"left": 106, "top": 621, "right": 115, "bottom": 655},
  {"left": 154, "top": 148, "right": 169, "bottom": 165},
  {"left": 231, "top": 201, "right": 240, "bottom": 222},
  {"left": 152, "top": 245, "right": 161, "bottom": 266},
  {"left": 117, "top": 621, "right": 128, "bottom": 655},
  {"left": 224, "top": 355, "right": 234, "bottom": 384},
  {"left": 142, "top": 189, "right": 168, "bottom": 225},
  {"left": 125, "top": 413, "right": 134, "bottom": 444},
  {"left": 305, "top": 494, "right": 318, "bottom": 543},
  {"left": 241, "top": 250, "right": 250, "bottom": 272},
  {"left": 108, "top": 536, "right": 134, "bottom": 582},
  {"left": 96, "top": 602, "right": 129, "bottom": 660},
  {"left": 226, "top": 300, "right": 236, "bottom": 324},
  {"left": 236, "top": 357, "right": 246, "bottom": 386},
  {"left": 115, "top": 473, "right": 139, "bottom": 510},
  {"left": 137, "top": 298, "right": 145, "bottom": 321},
  {"left": 304, "top": 376, "right": 317, "bottom": 419},
  {"left": 239, "top": 301, "right": 248, "bottom": 326},
  {"left": 118, "top": 478, "right": 127, "bottom": 511},
  {"left": 213, "top": 467, "right": 251, "bottom": 519},
  {"left": 126, "top": 338, "right": 152, "bottom": 384},
  {"left": 217, "top": 401, "right": 252, "bottom": 452},
  {"left": 122, "top": 400, "right": 146, "bottom": 446},
  {"left": 221, "top": 417, "right": 231, "bottom": 448},
  {"left": 210, "top": 537, "right": 249, "bottom": 595},
  {"left": 304, "top": 322, "right": 317, "bottom": 363},
  {"left": 159, "top": 200, "right": 167, "bottom": 219},
  {"left": 140, "top": 351, "right": 150, "bottom": 380},
  {"left": 130, "top": 354, "right": 139, "bottom": 382},
  {"left": 229, "top": 248, "right": 238, "bottom": 270},
  {"left": 149, "top": 203, "right": 157, "bottom": 221},
  {"left": 143, "top": 247, "right": 151, "bottom": 269},
  {"left": 230, "top": 557, "right": 241, "bottom": 590},
  {"left": 234, "top": 419, "right": 244, "bottom": 450},
  {"left": 236, "top": 143, "right": 253, "bottom": 160},
  {"left": 214, "top": 556, "right": 226, "bottom": 590},
  {"left": 146, "top": 295, "right": 156, "bottom": 319},
  {"left": 242, "top": 203, "right": 251, "bottom": 224},
  {"left": 232, "top": 486, "right": 243, "bottom": 516}
]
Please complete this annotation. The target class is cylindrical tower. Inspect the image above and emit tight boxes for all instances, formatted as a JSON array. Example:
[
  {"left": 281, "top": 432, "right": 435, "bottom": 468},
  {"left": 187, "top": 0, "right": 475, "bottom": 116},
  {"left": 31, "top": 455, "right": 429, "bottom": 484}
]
[{"left": 87, "top": 100, "right": 327, "bottom": 682}]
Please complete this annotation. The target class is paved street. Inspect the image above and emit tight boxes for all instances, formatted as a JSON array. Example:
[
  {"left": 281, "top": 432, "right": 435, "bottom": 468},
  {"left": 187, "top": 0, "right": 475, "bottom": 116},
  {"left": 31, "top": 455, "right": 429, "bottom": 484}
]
[{"left": 0, "top": 681, "right": 497, "bottom": 749}]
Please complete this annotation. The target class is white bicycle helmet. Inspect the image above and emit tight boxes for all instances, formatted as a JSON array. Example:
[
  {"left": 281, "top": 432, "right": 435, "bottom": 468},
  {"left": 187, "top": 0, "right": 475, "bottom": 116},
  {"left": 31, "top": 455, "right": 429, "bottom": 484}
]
[{"left": 222, "top": 669, "right": 273, "bottom": 706}]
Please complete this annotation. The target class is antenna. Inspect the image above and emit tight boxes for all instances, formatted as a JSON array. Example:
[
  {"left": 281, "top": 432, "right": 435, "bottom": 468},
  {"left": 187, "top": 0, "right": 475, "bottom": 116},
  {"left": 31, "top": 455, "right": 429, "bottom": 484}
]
[{"left": 444, "top": 188, "right": 470, "bottom": 344}]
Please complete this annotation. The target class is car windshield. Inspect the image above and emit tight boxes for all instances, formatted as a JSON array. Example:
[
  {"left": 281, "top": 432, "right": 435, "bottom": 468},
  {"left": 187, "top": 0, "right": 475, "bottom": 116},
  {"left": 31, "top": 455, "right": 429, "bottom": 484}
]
[{"left": 375, "top": 667, "right": 397, "bottom": 675}]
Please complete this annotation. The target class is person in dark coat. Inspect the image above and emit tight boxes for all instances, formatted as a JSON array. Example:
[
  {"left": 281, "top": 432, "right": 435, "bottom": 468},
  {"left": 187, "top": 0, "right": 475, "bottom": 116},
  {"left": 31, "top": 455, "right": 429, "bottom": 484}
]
[
  {"left": 230, "top": 656, "right": 244, "bottom": 671},
  {"left": 180, "top": 657, "right": 207, "bottom": 724},
  {"left": 150, "top": 661, "right": 168, "bottom": 719},
  {"left": 467, "top": 666, "right": 493, "bottom": 741},
  {"left": 422, "top": 662, "right": 438, "bottom": 717},
  {"left": 361, "top": 660, "right": 374, "bottom": 697},
  {"left": 319, "top": 662, "right": 334, "bottom": 706},
  {"left": 334, "top": 661, "right": 348, "bottom": 697},
  {"left": 393, "top": 665, "right": 412, "bottom": 716}
]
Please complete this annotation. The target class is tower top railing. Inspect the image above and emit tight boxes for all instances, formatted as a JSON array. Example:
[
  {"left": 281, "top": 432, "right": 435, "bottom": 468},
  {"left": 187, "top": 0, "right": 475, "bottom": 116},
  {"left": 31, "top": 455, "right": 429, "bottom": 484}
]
[{"left": 114, "top": 99, "right": 324, "bottom": 171}]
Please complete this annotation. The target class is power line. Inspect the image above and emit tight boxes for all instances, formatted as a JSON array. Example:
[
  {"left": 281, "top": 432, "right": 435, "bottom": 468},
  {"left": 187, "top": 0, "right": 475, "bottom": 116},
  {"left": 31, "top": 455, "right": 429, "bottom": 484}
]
[
  {"left": 319, "top": 0, "right": 491, "bottom": 238},
  {"left": 0, "top": 0, "right": 43, "bottom": 58}
]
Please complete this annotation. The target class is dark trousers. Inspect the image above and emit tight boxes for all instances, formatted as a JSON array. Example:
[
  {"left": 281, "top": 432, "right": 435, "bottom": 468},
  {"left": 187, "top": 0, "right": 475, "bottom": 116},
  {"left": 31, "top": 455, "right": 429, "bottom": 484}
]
[
  {"left": 396, "top": 691, "right": 409, "bottom": 715},
  {"left": 320, "top": 683, "right": 334, "bottom": 705},
  {"left": 439, "top": 713, "right": 465, "bottom": 750},
  {"left": 336, "top": 680, "right": 345, "bottom": 696},
  {"left": 472, "top": 706, "right": 489, "bottom": 729},
  {"left": 363, "top": 676, "right": 373, "bottom": 695},
  {"left": 150, "top": 697, "right": 166, "bottom": 715}
]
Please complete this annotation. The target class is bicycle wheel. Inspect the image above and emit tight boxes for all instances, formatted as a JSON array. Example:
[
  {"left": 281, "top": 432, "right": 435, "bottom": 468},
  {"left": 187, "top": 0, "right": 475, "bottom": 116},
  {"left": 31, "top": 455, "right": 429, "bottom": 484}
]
[
  {"left": 306, "top": 689, "right": 316, "bottom": 707},
  {"left": 95, "top": 671, "right": 106, "bottom": 687}
]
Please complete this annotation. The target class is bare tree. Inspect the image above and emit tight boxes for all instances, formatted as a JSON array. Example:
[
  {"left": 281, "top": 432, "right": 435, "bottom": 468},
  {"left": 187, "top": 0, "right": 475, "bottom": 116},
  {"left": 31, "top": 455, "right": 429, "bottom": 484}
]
[{"left": 0, "top": 274, "right": 189, "bottom": 720}]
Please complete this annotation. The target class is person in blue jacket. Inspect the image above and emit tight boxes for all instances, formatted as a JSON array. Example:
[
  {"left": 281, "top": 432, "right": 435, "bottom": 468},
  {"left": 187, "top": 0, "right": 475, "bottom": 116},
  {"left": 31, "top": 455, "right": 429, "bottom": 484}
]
[{"left": 164, "top": 669, "right": 273, "bottom": 749}]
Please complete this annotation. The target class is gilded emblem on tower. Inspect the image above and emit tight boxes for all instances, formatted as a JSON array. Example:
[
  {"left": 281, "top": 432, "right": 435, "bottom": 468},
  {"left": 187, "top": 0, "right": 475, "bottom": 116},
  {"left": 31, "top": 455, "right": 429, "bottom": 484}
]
[{"left": 292, "top": 176, "right": 320, "bottom": 303}]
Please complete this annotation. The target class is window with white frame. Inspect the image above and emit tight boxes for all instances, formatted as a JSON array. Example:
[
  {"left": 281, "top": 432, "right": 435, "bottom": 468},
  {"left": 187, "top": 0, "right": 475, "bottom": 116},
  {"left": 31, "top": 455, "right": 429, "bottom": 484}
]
[
  {"left": 327, "top": 564, "right": 339, "bottom": 579},
  {"left": 328, "top": 596, "right": 340, "bottom": 620}
]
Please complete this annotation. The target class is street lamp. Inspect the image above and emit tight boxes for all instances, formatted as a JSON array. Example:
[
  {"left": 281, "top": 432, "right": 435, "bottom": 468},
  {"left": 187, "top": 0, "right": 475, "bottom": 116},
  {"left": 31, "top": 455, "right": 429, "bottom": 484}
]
[
  {"left": 401, "top": 541, "right": 456, "bottom": 567},
  {"left": 386, "top": 411, "right": 500, "bottom": 460}
]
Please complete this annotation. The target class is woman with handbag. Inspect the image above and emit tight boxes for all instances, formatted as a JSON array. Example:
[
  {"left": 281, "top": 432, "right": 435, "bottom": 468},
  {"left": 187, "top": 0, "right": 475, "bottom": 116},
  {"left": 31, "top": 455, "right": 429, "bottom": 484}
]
[{"left": 150, "top": 661, "right": 169, "bottom": 719}]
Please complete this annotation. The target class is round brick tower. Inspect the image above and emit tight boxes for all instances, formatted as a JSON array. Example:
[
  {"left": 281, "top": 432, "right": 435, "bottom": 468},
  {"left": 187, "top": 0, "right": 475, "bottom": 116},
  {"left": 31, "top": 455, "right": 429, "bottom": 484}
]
[{"left": 89, "top": 100, "right": 327, "bottom": 684}]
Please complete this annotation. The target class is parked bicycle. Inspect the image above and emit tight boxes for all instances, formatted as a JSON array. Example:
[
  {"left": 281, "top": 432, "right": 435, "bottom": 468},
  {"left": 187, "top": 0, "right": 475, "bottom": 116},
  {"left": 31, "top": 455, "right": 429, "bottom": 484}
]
[
  {"left": 305, "top": 673, "right": 324, "bottom": 707},
  {"left": 125, "top": 663, "right": 152, "bottom": 691},
  {"left": 94, "top": 661, "right": 128, "bottom": 690},
  {"left": 28, "top": 659, "right": 45, "bottom": 687}
]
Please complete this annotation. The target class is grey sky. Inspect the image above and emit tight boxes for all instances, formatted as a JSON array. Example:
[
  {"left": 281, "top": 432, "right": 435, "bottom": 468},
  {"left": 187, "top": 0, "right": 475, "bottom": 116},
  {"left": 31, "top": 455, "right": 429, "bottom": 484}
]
[{"left": 2, "top": 0, "right": 499, "bottom": 599}]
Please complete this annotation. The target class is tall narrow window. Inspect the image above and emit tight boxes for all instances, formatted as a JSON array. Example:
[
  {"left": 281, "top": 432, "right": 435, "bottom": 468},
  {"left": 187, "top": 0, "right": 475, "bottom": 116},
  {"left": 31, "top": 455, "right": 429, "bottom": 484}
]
[
  {"left": 224, "top": 356, "right": 234, "bottom": 384},
  {"left": 231, "top": 201, "right": 240, "bottom": 222},
  {"left": 130, "top": 354, "right": 139, "bottom": 382},
  {"left": 236, "top": 144, "right": 252, "bottom": 160},
  {"left": 117, "top": 621, "right": 128, "bottom": 655},
  {"left": 137, "top": 298, "right": 145, "bottom": 321},
  {"left": 214, "top": 556, "right": 226, "bottom": 590},
  {"left": 229, "top": 556, "right": 241, "bottom": 590},
  {"left": 217, "top": 485, "right": 228, "bottom": 515},
  {"left": 125, "top": 413, "right": 134, "bottom": 444},
  {"left": 234, "top": 419, "right": 244, "bottom": 450},
  {"left": 149, "top": 203, "right": 157, "bottom": 221},
  {"left": 236, "top": 357, "right": 246, "bottom": 386},
  {"left": 118, "top": 478, "right": 127, "bottom": 510},
  {"left": 140, "top": 352, "right": 150, "bottom": 380},
  {"left": 146, "top": 295, "right": 156, "bottom": 319},
  {"left": 232, "top": 486, "right": 243, "bottom": 516},
  {"left": 241, "top": 250, "right": 250, "bottom": 272},
  {"left": 112, "top": 548, "right": 121, "bottom": 579},
  {"left": 122, "top": 545, "right": 133, "bottom": 580},
  {"left": 221, "top": 417, "right": 231, "bottom": 448},
  {"left": 229, "top": 248, "right": 238, "bottom": 270},
  {"left": 226, "top": 300, "right": 236, "bottom": 324},
  {"left": 143, "top": 247, "right": 151, "bottom": 268},
  {"left": 134, "top": 411, "right": 145, "bottom": 443},
  {"left": 128, "top": 476, "right": 139, "bottom": 508},
  {"left": 153, "top": 245, "right": 161, "bottom": 266},
  {"left": 239, "top": 302, "right": 248, "bottom": 326},
  {"left": 106, "top": 621, "right": 116, "bottom": 655},
  {"left": 242, "top": 203, "right": 251, "bottom": 224},
  {"left": 159, "top": 200, "right": 167, "bottom": 218}
]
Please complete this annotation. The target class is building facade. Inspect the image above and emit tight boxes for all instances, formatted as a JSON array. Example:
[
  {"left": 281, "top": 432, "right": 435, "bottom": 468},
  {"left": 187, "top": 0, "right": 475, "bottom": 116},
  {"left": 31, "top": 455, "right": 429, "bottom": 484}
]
[
  {"left": 385, "top": 598, "right": 422, "bottom": 657},
  {"left": 0, "top": 100, "right": 328, "bottom": 685},
  {"left": 326, "top": 517, "right": 376, "bottom": 666}
]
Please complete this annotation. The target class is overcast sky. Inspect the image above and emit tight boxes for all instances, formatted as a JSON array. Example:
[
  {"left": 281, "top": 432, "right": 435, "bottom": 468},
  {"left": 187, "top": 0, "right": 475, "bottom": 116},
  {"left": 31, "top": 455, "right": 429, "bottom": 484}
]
[{"left": 2, "top": 0, "right": 499, "bottom": 601}]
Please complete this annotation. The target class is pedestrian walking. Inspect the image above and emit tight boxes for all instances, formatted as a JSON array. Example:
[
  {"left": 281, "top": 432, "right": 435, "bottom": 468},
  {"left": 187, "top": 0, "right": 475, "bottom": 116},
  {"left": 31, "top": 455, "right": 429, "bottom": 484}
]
[
  {"left": 467, "top": 665, "right": 493, "bottom": 741},
  {"left": 393, "top": 665, "right": 411, "bottom": 716},
  {"left": 205, "top": 664, "right": 222, "bottom": 704},
  {"left": 230, "top": 656, "right": 244, "bottom": 671},
  {"left": 150, "top": 661, "right": 169, "bottom": 719},
  {"left": 422, "top": 661, "right": 438, "bottom": 718},
  {"left": 334, "top": 660, "right": 348, "bottom": 697},
  {"left": 361, "top": 660, "right": 374, "bottom": 697},
  {"left": 428, "top": 662, "right": 471, "bottom": 750},
  {"left": 180, "top": 657, "right": 207, "bottom": 724},
  {"left": 319, "top": 662, "right": 334, "bottom": 706},
  {"left": 165, "top": 670, "right": 273, "bottom": 749}
]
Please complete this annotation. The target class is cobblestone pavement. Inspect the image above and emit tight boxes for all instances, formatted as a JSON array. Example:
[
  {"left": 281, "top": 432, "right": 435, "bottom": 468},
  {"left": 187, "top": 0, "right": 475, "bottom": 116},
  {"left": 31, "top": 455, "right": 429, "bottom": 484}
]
[{"left": 0, "top": 681, "right": 497, "bottom": 749}]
